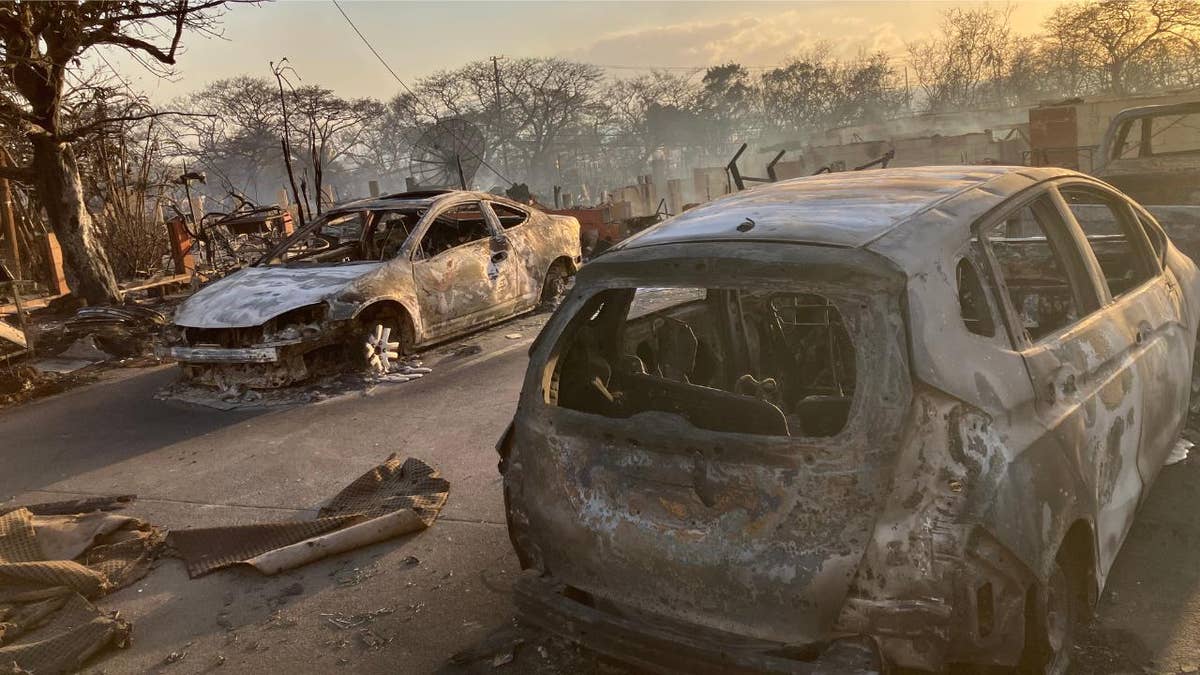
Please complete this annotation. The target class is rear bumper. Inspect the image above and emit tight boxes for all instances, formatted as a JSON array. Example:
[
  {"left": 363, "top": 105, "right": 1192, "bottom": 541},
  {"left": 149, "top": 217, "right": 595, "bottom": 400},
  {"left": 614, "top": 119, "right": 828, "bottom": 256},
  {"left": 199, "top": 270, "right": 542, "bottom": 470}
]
[{"left": 513, "top": 573, "right": 884, "bottom": 675}]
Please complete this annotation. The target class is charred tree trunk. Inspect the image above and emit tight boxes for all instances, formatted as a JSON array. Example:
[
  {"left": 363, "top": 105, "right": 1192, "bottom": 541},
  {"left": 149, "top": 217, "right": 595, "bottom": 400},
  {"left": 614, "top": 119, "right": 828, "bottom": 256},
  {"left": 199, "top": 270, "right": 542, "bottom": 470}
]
[{"left": 31, "top": 137, "right": 121, "bottom": 304}]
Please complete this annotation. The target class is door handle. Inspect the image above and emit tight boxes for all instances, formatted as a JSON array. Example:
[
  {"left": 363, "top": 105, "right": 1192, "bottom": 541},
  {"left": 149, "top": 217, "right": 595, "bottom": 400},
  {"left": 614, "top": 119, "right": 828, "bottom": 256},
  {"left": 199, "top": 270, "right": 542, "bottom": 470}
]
[
  {"left": 1136, "top": 321, "right": 1153, "bottom": 345},
  {"left": 491, "top": 251, "right": 508, "bottom": 263}
]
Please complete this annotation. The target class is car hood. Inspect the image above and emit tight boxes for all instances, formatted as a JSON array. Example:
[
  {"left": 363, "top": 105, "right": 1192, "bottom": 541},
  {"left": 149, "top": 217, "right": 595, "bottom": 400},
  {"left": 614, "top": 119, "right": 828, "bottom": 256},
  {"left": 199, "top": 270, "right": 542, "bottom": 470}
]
[{"left": 173, "top": 263, "right": 382, "bottom": 328}]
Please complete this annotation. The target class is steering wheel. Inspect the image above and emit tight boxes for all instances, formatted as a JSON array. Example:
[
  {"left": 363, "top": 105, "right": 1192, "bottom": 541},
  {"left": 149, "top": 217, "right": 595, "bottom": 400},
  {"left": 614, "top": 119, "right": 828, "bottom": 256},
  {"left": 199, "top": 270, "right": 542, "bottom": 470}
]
[{"left": 286, "top": 234, "right": 335, "bottom": 257}]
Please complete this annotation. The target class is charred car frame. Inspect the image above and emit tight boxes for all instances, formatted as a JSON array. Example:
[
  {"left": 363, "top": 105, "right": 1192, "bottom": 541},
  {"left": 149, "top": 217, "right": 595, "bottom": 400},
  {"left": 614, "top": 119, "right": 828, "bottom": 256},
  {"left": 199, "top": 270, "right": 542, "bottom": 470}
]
[
  {"left": 164, "top": 190, "right": 581, "bottom": 388},
  {"left": 498, "top": 166, "right": 1200, "bottom": 672}
]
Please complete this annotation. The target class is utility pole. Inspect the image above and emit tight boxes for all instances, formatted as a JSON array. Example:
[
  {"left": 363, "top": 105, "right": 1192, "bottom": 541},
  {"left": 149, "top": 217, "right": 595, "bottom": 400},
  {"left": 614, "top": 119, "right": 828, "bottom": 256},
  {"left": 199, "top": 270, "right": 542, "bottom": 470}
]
[
  {"left": 904, "top": 65, "right": 912, "bottom": 114},
  {"left": 491, "top": 55, "right": 511, "bottom": 177}
]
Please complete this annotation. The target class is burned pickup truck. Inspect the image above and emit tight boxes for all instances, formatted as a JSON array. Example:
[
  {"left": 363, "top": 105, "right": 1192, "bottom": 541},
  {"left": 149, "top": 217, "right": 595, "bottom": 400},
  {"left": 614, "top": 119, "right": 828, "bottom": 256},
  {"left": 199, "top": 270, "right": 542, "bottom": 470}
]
[
  {"left": 164, "top": 190, "right": 580, "bottom": 388},
  {"left": 498, "top": 166, "right": 1200, "bottom": 672},
  {"left": 1095, "top": 101, "right": 1200, "bottom": 206}
]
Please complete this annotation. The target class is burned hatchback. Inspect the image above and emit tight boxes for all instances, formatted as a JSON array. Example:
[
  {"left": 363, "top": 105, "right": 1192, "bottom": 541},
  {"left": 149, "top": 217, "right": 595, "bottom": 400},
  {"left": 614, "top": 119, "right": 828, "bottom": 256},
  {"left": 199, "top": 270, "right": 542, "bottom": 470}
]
[
  {"left": 164, "top": 190, "right": 580, "bottom": 388},
  {"left": 498, "top": 166, "right": 1200, "bottom": 672}
]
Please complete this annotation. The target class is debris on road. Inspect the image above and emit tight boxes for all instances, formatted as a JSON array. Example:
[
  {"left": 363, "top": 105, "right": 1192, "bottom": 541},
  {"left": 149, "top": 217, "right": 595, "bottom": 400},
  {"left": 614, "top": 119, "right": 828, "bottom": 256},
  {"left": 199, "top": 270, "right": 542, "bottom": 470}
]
[
  {"left": 0, "top": 494, "right": 135, "bottom": 518},
  {"left": 0, "top": 365, "right": 96, "bottom": 407},
  {"left": 1167, "top": 438, "right": 1193, "bottom": 465},
  {"left": 59, "top": 335, "right": 113, "bottom": 362},
  {"left": 0, "top": 504, "right": 164, "bottom": 673},
  {"left": 158, "top": 358, "right": 433, "bottom": 410},
  {"left": 320, "top": 608, "right": 394, "bottom": 630},
  {"left": 167, "top": 455, "right": 449, "bottom": 578},
  {"left": 442, "top": 343, "right": 482, "bottom": 359},
  {"left": 0, "top": 320, "right": 28, "bottom": 364}
]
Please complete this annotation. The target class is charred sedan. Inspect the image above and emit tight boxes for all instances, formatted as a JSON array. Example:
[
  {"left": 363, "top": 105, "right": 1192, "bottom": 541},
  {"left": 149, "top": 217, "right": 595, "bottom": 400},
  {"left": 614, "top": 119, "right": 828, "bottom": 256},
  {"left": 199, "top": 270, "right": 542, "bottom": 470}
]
[
  {"left": 498, "top": 166, "right": 1200, "bottom": 672},
  {"left": 165, "top": 190, "right": 580, "bottom": 388}
]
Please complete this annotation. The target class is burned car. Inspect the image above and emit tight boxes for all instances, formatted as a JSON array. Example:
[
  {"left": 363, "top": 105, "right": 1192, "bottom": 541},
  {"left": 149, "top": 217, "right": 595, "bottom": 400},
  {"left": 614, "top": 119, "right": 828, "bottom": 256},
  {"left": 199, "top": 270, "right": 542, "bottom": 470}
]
[
  {"left": 1096, "top": 101, "right": 1200, "bottom": 206},
  {"left": 165, "top": 190, "right": 580, "bottom": 388},
  {"left": 498, "top": 166, "right": 1200, "bottom": 672}
]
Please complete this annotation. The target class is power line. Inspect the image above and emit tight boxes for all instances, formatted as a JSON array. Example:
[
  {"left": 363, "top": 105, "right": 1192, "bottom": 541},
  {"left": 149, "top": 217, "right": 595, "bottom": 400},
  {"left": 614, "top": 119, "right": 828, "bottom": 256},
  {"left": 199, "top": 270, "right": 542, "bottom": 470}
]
[{"left": 329, "top": 0, "right": 515, "bottom": 187}]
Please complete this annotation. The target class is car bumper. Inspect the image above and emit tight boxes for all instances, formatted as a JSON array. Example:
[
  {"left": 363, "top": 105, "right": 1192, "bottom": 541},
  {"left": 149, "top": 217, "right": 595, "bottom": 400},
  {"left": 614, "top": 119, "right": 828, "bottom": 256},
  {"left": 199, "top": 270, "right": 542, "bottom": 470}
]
[
  {"left": 159, "top": 345, "right": 280, "bottom": 363},
  {"left": 513, "top": 573, "right": 884, "bottom": 675}
]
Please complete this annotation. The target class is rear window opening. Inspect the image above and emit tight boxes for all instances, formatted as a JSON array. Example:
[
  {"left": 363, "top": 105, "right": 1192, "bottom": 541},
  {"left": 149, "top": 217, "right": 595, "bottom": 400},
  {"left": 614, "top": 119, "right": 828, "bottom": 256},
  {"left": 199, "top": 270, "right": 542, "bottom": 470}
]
[{"left": 549, "top": 287, "right": 858, "bottom": 437}]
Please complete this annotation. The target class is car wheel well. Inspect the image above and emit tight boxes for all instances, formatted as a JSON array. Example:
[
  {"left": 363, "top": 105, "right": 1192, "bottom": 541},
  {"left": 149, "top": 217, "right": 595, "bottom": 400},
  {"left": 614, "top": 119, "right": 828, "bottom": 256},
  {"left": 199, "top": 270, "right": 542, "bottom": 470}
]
[
  {"left": 358, "top": 300, "right": 410, "bottom": 326},
  {"left": 1056, "top": 519, "right": 1097, "bottom": 611},
  {"left": 1018, "top": 520, "right": 1095, "bottom": 673},
  {"left": 539, "top": 258, "right": 573, "bottom": 306},
  {"left": 549, "top": 255, "right": 575, "bottom": 274},
  {"left": 355, "top": 301, "right": 415, "bottom": 355}
]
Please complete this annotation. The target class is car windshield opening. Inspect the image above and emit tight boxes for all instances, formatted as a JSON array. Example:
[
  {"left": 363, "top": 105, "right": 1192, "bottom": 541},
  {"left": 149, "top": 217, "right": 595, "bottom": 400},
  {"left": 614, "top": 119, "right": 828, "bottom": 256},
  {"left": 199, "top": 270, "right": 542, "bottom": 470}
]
[
  {"left": 549, "top": 287, "right": 858, "bottom": 438},
  {"left": 259, "top": 208, "right": 423, "bottom": 265}
]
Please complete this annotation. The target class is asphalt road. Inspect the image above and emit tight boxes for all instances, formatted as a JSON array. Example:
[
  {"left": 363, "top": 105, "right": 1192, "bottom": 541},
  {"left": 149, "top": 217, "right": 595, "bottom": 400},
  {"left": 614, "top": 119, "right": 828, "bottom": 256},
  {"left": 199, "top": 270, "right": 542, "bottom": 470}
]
[{"left": 3, "top": 311, "right": 1200, "bottom": 674}]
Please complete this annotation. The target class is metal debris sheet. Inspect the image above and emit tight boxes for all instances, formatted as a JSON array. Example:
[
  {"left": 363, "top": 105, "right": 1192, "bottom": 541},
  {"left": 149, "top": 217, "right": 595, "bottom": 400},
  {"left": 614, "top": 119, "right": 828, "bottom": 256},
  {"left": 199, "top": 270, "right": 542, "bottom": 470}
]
[
  {"left": 167, "top": 455, "right": 449, "bottom": 578},
  {"left": 0, "top": 505, "right": 163, "bottom": 673},
  {"left": 166, "top": 517, "right": 360, "bottom": 579}
]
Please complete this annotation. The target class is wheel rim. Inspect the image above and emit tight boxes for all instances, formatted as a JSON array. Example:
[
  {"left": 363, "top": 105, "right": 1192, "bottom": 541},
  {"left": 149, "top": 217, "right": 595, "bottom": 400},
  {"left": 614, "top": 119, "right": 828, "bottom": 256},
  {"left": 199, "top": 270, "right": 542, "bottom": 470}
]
[{"left": 363, "top": 322, "right": 400, "bottom": 375}]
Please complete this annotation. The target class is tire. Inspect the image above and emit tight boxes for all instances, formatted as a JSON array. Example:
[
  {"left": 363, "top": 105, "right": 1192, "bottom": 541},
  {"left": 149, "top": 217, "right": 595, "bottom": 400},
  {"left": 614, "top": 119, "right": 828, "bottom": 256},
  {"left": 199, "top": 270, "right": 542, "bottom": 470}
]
[
  {"left": 1020, "top": 561, "right": 1079, "bottom": 675},
  {"left": 539, "top": 261, "right": 570, "bottom": 309}
]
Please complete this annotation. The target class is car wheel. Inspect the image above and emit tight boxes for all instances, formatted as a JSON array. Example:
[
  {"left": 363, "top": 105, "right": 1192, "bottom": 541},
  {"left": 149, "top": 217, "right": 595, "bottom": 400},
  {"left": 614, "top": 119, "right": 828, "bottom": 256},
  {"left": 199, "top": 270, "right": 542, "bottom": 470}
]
[
  {"left": 357, "top": 315, "right": 413, "bottom": 376},
  {"left": 539, "top": 261, "right": 570, "bottom": 309},
  {"left": 1020, "top": 561, "right": 1078, "bottom": 675}
]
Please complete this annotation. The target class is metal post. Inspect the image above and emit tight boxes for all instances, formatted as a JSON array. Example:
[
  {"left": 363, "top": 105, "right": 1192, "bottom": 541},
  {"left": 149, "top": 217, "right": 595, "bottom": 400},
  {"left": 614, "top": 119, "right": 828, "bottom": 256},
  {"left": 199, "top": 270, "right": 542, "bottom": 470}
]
[
  {"left": 0, "top": 171, "right": 31, "bottom": 352},
  {"left": 1, "top": 175, "right": 17, "bottom": 282}
]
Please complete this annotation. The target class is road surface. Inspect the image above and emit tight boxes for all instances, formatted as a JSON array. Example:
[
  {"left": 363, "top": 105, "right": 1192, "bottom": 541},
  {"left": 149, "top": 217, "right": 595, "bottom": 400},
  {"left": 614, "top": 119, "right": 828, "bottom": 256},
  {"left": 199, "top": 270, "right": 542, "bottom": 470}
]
[{"left": 1, "top": 312, "right": 1199, "bottom": 674}]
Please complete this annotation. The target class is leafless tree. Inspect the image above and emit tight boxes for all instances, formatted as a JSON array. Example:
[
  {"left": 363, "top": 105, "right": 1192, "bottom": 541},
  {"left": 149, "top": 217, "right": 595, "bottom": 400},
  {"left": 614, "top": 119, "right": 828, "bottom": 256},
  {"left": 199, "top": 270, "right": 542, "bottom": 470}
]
[
  {"left": 0, "top": 0, "right": 243, "bottom": 304},
  {"left": 286, "top": 85, "right": 382, "bottom": 214},
  {"left": 907, "top": 6, "right": 1018, "bottom": 112},
  {"left": 1044, "top": 0, "right": 1200, "bottom": 95},
  {"left": 168, "top": 76, "right": 282, "bottom": 204},
  {"left": 271, "top": 59, "right": 305, "bottom": 224},
  {"left": 345, "top": 93, "right": 424, "bottom": 192}
]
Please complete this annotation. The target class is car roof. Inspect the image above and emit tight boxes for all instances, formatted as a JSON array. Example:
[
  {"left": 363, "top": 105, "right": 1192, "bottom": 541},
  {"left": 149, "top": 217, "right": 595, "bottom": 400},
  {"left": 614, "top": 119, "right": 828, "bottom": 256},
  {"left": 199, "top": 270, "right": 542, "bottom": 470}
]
[
  {"left": 614, "top": 165, "right": 1078, "bottom": 253},
  {"left": 325, "top": 189, "right": 520, "bottom": 213}
]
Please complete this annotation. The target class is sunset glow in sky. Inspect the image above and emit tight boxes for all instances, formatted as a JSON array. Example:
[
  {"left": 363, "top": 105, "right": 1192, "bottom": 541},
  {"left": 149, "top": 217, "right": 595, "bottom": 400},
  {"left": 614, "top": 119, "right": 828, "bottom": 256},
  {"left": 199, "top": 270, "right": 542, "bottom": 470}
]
[{"left": 103, "top": 1, "right": 1074, "bottom": 102}]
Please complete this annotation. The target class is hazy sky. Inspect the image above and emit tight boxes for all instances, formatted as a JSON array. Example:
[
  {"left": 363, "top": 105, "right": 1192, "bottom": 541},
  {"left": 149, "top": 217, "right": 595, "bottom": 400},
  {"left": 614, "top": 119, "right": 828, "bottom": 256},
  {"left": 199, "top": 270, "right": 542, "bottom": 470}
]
[{"left": 103, "top": 1, "right": 1072, "bottom": 103}]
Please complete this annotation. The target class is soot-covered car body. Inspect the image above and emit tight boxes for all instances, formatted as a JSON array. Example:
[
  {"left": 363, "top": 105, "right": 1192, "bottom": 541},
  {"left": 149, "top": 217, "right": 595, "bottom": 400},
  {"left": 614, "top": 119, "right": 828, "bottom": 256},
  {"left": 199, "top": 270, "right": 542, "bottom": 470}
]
[
  {"left": 165, "top": 190, "right": 580, "bottom": 388},
  {"left": 498, "top": 166, "right": 1200, "bottom": 672}
]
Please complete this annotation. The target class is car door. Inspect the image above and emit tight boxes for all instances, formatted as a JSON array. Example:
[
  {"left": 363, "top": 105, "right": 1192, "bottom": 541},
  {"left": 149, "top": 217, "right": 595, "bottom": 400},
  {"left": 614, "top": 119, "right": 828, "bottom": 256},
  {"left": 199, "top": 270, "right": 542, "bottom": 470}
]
[
  {"left": 977, "top": 189, "right": 1142, "bottom": 577},
  {"left": 1055, "top": 181, "right": 1189, "bottom": 491},
  {"left": 483, "top": 200, "right": 540, "bottom": 310},
  {"left": 411, "top": 200, "right": 511, "bottom": 337}
]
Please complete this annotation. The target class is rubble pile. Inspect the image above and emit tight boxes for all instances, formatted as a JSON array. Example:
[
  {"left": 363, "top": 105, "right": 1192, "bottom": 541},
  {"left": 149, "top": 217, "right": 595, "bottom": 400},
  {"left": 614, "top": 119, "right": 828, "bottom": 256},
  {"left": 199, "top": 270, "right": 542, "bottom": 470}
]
[{"left": 0, "top": 456, "right": 449, "bottom": 673}]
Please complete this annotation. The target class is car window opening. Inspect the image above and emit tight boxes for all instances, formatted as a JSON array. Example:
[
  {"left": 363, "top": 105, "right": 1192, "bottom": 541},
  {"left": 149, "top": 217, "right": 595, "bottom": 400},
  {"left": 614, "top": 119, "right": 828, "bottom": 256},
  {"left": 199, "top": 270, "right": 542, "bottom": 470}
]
[
  {"left": 957, "top": 257, "right": 996, "bottom": 338},
  {"left": 492, "top": 203, "right": 529, "bottom": 229},
  {"left": 1060, "top": 187, "right": 1155, "bottom": 299},
  {"left": 979, "top": 203, "right": 1082, "bottom": 342},
  {"left": 550, "top": 287, "right": 858, "bottom": 438},
  {"left": 416, "top": 203, "right": 492, "bottom": 259},
  {"left": 1115, "top": 112, "right": 1200, "bottom": 159}
]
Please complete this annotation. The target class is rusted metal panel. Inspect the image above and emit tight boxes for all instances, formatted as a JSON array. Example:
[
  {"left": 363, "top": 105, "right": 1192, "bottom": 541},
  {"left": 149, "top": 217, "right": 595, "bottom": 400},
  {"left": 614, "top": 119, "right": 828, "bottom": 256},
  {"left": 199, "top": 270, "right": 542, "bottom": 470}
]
[{"left": 1029, "top": 105, "right": 1080, "bottom": 169}]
